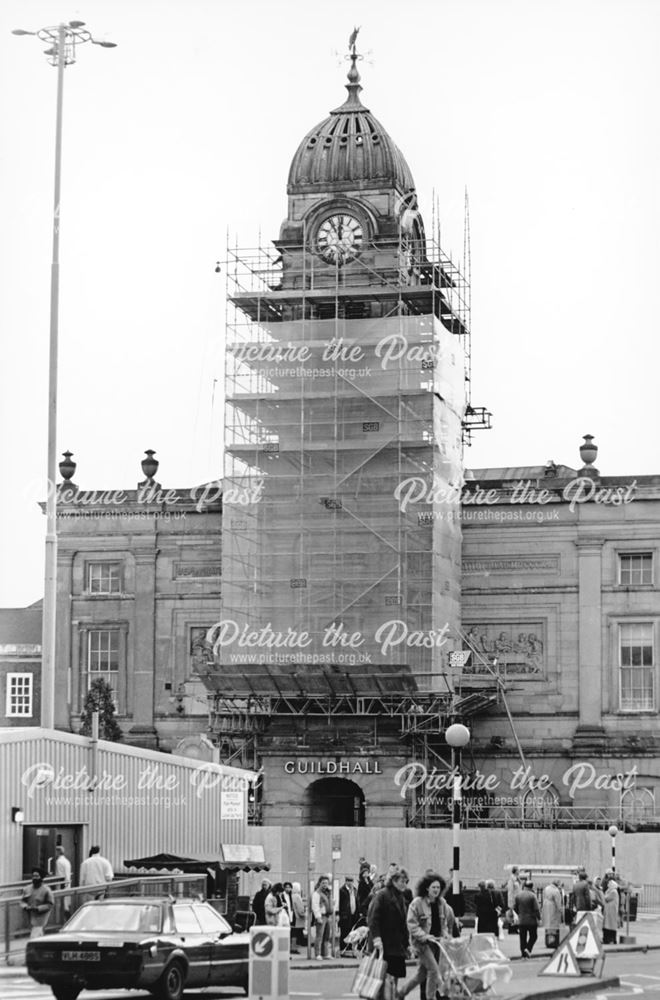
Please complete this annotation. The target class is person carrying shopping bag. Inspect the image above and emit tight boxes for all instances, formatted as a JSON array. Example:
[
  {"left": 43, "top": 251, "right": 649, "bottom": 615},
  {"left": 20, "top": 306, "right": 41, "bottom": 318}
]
[{"left": 367, "top": 867, "right": 411, "bottom": 999}]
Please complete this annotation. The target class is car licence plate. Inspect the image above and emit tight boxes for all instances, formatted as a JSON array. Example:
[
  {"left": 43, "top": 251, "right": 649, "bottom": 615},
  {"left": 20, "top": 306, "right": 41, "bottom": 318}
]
[{"left": 62, "top": 951, "right": 101, "bottom": 961}]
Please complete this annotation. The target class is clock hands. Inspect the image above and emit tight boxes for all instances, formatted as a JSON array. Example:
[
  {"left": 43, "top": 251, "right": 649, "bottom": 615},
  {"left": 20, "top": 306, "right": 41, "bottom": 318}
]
[{"left": 317, "top": 214, "right": 362, "bottom": 262}]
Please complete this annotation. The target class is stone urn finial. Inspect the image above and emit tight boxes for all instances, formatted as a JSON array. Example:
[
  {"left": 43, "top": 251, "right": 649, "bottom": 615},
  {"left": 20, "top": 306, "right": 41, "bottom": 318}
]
[
  {"left": 59, "top": 450, "right": 76, "bottom": 483},
  {"left": 57, "top": 450, "right": 78, "bottom": 494},
  {"left": 579, "top": 434, "right": 599, "bottom": 479},
  {"left": 138, "top": 449, "right": 161, "bottom": 489}
]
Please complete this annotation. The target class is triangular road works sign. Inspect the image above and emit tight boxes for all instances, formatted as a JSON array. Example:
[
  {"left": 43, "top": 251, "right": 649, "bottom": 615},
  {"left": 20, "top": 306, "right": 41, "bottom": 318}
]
[{"left": 539, "top": 913, "right": 604, "bottom": 977}]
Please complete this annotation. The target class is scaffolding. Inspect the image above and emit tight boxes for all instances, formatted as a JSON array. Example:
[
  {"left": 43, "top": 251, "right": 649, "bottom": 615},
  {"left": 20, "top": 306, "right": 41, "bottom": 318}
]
[{"left": 205, "top": 227, "right": 495, "bottom": 825}]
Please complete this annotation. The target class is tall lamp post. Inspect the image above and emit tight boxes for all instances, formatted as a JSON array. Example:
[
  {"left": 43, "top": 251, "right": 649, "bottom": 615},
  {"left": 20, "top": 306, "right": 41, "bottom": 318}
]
[
  {"left": 12, "top": 23, "right": 116, "bottom": 729},
  {"left": 607, "top": 824, "right": 635, "bottom": 944},
  {"left": 445, "top": 722, "right": 471, "bottom": 896},
  {"left": 608, "top": 824, "right": 618, "bottom": 874}
]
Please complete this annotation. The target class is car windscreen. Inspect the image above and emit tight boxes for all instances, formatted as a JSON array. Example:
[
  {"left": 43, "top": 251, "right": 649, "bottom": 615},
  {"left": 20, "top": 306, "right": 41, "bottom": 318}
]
[{"left": 64, "top": 903, "right": 162, "bottom": 934}]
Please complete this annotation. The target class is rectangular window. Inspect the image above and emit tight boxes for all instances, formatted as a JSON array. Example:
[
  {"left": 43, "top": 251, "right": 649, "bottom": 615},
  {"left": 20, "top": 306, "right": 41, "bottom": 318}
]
[
  {"left": 619, "top": 553, "right": 653, "bottom": 586},
  {"left": 87, "top": 629, "right": 120, "bottom": 705},
  {"left": 6, "top": 673, "right": 33, "bottom": 717},
  {"left": 619, "top": 623, "right": 654, "bottom": 711},
  {"left": 87, "top": 562, "right": 122, "bottom": 594}
]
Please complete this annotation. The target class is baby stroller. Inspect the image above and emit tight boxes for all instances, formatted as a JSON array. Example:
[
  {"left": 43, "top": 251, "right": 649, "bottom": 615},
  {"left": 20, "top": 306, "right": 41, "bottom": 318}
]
[
  {"left": 342, "top": 916, "right": 370, "bottom": 959},
  {"left": 431, "top": 934, "right": 512, "bottom": 999}
]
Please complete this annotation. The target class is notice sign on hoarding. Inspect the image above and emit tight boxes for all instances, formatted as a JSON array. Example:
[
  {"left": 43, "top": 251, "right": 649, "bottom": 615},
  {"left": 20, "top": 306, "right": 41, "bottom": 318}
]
[{"left": 221, "top": 790, "right": 244, "bottom": 820}]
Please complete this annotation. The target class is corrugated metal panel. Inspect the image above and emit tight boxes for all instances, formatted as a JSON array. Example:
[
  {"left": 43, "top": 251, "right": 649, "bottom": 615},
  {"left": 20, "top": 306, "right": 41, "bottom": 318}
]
[{"left": 0, "top": 728, "right": 254, "bottom": 884}]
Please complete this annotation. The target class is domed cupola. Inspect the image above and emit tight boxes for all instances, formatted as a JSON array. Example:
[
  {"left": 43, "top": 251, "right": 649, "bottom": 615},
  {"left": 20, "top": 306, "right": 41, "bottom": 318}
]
[{"left": 287, "top": 53, "right": 415, "bottom": 196}]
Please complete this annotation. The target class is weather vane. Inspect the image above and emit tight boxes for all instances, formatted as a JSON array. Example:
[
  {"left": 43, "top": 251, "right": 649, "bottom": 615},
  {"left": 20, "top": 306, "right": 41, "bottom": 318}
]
[
  {"left": 333, "top": 27, "right": 372, "bottom": 70},
  {"left": 348, "top": 25, "right": 361, "bottom": 58}
]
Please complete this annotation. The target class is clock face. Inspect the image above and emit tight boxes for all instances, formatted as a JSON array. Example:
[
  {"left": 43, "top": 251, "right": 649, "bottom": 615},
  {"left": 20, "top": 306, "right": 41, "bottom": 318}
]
[{"left": 316, "top": 214, "right": 363, "bottom": 264}]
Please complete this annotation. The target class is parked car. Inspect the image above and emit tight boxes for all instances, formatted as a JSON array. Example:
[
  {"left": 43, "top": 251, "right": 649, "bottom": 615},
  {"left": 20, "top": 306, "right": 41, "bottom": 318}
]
[{"left": 26, "top": 896, "right": 250, "bottom": 1000}]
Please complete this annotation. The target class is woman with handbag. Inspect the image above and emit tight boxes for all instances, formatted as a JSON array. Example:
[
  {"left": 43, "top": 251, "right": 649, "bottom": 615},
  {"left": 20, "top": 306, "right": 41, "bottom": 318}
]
[
  {"left": 265, "top": 882, "right": 287, "bottom": 926},
  {"left": 367, "top": 867, "right": 410, "bottom": 998},
  {"left": 541, "top": 879, "right": 563, "bottom": 949}
]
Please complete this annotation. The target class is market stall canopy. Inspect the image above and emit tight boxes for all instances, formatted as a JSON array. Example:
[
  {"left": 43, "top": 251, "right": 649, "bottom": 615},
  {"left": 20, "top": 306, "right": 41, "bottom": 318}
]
[
  {"left": 123, "top": 846, "right": 270, "bottom": 874},
  {"left": 218, "top": 844, "right": 269, "bottom": 871}
]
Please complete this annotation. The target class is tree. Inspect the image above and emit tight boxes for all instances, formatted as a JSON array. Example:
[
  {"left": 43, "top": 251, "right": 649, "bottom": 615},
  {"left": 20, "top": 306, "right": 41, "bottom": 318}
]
[{"left": 79, "top": 678, "right": 123, "bottom": 741}]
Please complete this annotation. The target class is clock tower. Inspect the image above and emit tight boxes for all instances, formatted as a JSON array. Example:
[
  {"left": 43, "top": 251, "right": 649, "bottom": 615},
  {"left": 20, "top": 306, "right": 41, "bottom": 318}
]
[
  {"left": 213, "top": 39, "right": 484, "bottom": 823},
  {"left": 277, "top": 45, "right": 424, "bottom": 291}
]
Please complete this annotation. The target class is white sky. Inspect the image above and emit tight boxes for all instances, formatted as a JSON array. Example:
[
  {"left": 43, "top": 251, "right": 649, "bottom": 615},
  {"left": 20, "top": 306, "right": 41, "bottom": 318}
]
[{"left": 1, "top": 0, "right": 659, "bottom": 607}]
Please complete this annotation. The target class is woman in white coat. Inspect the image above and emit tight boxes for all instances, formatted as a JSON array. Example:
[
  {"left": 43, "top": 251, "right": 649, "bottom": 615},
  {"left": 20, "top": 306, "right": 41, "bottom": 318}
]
[
  {"left": 541, "top": 880, "right": 563, "bottom": 946},
  {"left": 602, "top": 880, "right": 619, "bottom": 944},
  {"left": 542, "top": 881, "right": 563, "bottom": 929}
]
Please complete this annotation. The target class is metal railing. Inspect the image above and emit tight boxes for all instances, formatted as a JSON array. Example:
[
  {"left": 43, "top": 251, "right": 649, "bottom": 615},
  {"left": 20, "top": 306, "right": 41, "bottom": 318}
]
[
  {"left": 1, "top": 874, "right": 206, "bottom": 964},
  {"left": 638, "top": 884, "right": 660, "bottom": 912},
  {"left": 408, "top": 801, "right": 657, "bottom": 831}
]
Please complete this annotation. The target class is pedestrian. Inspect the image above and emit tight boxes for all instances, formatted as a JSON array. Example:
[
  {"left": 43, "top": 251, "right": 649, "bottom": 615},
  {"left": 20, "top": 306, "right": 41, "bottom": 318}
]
[
  {"left": 444, "top": 875, "right": 465, "bottom": 937},
  {"left": 357, "top": 864, "right": 373, "bottom": 918},
  {"left": 21, "top": 868, "right": 54, "bottom": 938},
  {"left": 487, "top": 879, "right": 504, "bottom": 932},
  {"left": 79, "top": 846, "right": 113, "bottom": 899},
  {"left": 474, "top": 880, "right": 501, "bottom": 935},
  {"left": 251, "top": 878, "right": 272, "bottom": 925},
  {"left": 602, "top": 869, "right": 615, "bottom": 893},
  {"left": 367, "top": 865, "right": 410, "bottom": 997},
  {"left": 513, "top": 880, "right": 541, "bottom": 958},
  {"left": 265, "top": 882, "right": 287, "bottom": 926},
  {"left": 573, "top": 869, "right": 591, "bottom": 915},
  {"left": 282, "top": 882, "right": 297, "bottom": 952},
  {"left": 399, "top": 872, "right": 455, "bottom": 1000},
  {"left": 338, "top": 875, "right": 359, "bottom": 950},
  {"left": 55, "top": 845, "right": 73, "bottom": 919},
  {"left": 541, "top": 880, "right": 563, "bottom": 946},
  {"left": 311, "top": 874, "right": 332, "bottom": 960},
  {"left": 281, "top": 882, "right": 294, "bottom": 923},
  {"left": 290, "top": 881, "right": 306, "bottom": 950},
  {"left": 506, "top": 866, "right": 521, "bottom": 930},
  {"left": 603, "top": 880, "right": 619, "bottom": 944},
  {"left": 590, "top": 876, "right": 605, "bottom": 911}
]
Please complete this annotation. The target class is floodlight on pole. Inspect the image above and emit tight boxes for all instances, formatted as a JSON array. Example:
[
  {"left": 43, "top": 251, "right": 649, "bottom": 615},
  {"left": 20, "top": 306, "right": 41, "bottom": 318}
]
[
  {"left": 445, "top": 722, "right": 470, "bottom": 896},
  {"left": 12, "top": 21, "right": 116, "bottom": 730}
]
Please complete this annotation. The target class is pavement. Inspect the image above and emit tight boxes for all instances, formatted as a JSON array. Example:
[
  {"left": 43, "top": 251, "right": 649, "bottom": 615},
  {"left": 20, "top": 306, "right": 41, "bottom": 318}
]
[
  {"left": 2, "top": 914, "right": 658, "bottom": 1000},
  {"left": 286, "top": 914, "right": 660, "bottom": 1000}
]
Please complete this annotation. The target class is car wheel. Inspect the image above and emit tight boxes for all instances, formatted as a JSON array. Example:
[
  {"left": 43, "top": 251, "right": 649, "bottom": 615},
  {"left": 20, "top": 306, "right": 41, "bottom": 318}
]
[
  {"left": 52, "top": 988, "right": 81, "bottom": 1000},
  {"left": 155, "top": 960, "right": 186, "bottom": 1000}
]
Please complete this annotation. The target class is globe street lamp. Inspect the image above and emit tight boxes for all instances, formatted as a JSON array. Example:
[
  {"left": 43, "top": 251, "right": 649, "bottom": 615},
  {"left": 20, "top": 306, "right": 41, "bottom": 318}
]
[
  {"left": 12, "top": 23, "right": 116, "bottom": 729},
  {"left": 608, "top": 824, "right": 618, "bottom": 874},
  {"left": 445, "top": 722, "right": 471, "bottom": 896}
]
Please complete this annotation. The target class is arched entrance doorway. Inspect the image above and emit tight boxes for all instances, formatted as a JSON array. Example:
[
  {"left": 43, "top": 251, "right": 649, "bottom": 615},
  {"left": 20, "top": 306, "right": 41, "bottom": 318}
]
[{"left": 302, "top": 778, "right": 365, "bottom": 826}]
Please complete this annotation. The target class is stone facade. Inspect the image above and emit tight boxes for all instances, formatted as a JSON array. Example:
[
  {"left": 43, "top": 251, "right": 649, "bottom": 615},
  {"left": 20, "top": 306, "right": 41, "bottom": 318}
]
[
  {"left": 457, "top": 462, "right": 660, "bottom": 828},
  {"left": 52, "top": 480, "right": 221, "bottom": 750},
  {"left": 10, "top": 453, "right": 660, "bottom": 827}
]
